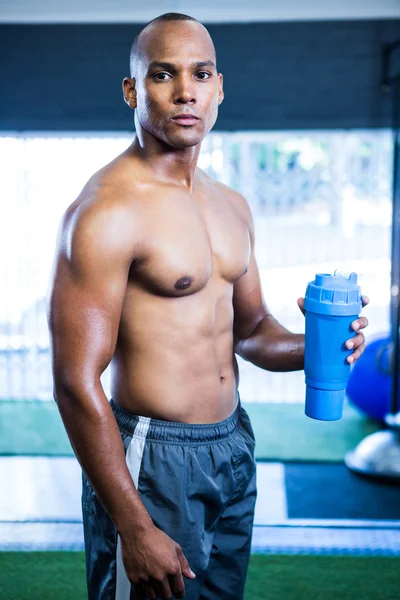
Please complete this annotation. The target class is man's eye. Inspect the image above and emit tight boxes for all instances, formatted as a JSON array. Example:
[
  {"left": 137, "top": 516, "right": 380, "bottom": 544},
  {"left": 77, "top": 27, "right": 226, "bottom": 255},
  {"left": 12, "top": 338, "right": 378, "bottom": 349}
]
[
  {"left": 196, "top": 72, "right": 211, "bottom": 80},
  {"left": 154, "top": 72, "right": 171, "bottom": 80}
]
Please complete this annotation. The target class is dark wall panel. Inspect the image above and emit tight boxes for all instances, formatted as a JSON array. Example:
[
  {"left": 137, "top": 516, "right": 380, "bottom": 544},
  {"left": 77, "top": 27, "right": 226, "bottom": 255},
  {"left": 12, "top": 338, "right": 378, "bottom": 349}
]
[{"left": 1, "top": 20, "right": 399, "bottom": 131}]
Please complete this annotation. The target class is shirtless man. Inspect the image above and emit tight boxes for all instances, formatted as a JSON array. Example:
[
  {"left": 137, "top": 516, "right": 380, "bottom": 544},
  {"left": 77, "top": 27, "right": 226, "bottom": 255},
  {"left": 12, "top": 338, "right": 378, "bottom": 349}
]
[{"left": 47, "top": 12, "right": 369, "bottom": 600}]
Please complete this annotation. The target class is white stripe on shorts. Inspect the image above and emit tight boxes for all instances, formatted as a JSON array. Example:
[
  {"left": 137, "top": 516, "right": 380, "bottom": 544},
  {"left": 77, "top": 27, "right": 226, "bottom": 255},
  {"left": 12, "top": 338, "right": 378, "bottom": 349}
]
[{"left": 115, "top": 415, "right": 151, "bottom": 600}]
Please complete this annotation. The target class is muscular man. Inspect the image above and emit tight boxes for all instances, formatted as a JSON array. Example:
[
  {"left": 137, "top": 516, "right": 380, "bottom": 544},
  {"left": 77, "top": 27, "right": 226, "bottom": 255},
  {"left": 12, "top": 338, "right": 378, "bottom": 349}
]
[{"left": 47, "top": 12, "right": 369, "bottom": 600}]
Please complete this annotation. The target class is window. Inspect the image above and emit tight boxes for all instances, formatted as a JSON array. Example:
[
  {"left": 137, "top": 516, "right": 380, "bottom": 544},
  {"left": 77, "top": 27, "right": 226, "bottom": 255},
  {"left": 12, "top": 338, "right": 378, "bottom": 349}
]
[{"left": 1, "top": 130, "right": 392, "bottom": 401}]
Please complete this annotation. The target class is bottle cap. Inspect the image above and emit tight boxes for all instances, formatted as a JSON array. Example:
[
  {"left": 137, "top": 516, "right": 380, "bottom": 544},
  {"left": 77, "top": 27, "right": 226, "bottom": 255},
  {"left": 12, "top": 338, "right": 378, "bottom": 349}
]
[{"left": 303, "top": 270, "right": 362, "bottom": 316}]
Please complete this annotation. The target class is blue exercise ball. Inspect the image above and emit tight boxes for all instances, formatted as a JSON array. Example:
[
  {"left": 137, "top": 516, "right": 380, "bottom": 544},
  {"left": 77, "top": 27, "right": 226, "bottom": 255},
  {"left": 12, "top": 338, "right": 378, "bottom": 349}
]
[{"left": 346, "top": 334, "right": 399, "bottom": 422}]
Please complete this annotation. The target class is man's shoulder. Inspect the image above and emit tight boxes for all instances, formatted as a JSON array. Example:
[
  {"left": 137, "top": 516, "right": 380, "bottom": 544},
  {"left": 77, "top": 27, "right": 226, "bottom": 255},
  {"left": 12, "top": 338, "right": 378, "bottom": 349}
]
[
  {"left": 62, "top": 187, "right": 134, "bottom": 243},
  {"left": 201, "top": 171, "right": 252, "bottom": 225},
  {"left": 59, "top": 156, "right": 147, "bottom": 259},
  {"left": 64, "top": 154, "right": 144, "bottom": 229}
]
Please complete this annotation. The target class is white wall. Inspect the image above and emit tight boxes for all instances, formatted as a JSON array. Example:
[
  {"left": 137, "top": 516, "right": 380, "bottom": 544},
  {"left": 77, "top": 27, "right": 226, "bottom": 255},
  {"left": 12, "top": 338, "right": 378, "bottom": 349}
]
[{"left": 1, "top": 0, "right": 400, "bottom": 23}]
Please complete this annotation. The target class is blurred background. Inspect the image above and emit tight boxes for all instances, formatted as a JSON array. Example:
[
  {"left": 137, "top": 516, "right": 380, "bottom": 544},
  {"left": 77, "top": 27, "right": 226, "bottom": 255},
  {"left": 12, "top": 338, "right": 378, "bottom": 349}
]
[
  {"left": 0, "top": 130, "right": 394, "bottom": 402},
  {"left": 1, "top": 2, "right": 400, "bottom": 599},
  {"left": 0, "top": 2, "right": 398, "bottom": 404}
]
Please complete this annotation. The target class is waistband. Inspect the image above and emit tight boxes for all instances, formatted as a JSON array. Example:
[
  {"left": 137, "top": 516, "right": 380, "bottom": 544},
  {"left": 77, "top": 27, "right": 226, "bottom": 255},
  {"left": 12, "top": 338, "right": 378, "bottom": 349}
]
[{"left": 109, "top": 392, "right": 241, "bottom": 444}]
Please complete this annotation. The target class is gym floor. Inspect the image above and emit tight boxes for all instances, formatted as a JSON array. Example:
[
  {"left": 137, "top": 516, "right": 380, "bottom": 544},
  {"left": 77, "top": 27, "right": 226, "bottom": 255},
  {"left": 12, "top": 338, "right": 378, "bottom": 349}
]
[{"left": 1, "top": 457, "right": 399, "bottom": 556}]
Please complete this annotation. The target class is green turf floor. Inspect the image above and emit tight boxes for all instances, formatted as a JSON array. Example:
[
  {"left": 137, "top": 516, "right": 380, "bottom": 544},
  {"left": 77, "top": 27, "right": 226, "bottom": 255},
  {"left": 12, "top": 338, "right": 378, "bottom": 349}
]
[
  {"left": 0, "top": 399, "right": 382, "bottom": 461},
  {"left": 0, "top": 552, "right": 399, "bottom": 600}
]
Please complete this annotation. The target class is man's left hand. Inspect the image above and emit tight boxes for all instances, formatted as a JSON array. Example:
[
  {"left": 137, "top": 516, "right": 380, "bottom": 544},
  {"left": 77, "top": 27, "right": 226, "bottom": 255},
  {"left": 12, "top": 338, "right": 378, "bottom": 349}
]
[{"left": 297, "top": 295, "right": 370, "bottom": 365}]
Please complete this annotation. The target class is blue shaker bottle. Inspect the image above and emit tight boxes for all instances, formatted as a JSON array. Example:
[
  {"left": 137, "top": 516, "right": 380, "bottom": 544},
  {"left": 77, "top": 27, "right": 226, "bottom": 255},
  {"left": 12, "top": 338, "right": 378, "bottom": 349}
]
[{"left": 303, "top": 271, "right": 362, "bottom": 421}]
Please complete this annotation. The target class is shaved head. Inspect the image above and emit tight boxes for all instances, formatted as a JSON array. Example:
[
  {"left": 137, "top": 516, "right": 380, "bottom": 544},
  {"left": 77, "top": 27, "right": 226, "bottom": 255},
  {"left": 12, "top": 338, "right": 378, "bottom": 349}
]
[
  {"left": 129, "top": 12, "right": 216, "bottom": 78},
  {"left": 122, "top": 11, "right": 223, "bottom": 149}
]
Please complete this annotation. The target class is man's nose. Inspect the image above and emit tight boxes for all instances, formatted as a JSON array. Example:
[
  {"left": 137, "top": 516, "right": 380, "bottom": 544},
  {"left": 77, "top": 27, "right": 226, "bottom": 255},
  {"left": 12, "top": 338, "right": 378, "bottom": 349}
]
[{"left": 174, "top": 76, "right": 196, "bottom": 104}]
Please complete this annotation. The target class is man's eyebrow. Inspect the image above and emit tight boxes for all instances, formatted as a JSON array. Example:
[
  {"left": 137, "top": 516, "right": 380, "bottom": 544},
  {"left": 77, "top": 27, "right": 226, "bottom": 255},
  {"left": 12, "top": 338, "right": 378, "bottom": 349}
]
[
  {"left": 147, "top": 60, "right": 216, "bottom": 71},
  {"left": 194, "top": 60, "right": 216, "bottom": 69}
]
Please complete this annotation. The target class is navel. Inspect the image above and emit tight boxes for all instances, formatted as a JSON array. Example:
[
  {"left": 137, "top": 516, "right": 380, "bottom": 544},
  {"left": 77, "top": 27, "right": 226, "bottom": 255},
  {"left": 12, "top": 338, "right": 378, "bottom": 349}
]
[{"left": 175, "top": 275, "right": 193, "bottom": 290}]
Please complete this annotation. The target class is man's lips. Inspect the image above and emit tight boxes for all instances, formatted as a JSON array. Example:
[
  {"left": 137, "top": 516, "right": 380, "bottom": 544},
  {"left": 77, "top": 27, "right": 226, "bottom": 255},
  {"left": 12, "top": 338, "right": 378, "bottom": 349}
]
[{"left": 171, "top": 114, "right": 200, "bottom": 125}]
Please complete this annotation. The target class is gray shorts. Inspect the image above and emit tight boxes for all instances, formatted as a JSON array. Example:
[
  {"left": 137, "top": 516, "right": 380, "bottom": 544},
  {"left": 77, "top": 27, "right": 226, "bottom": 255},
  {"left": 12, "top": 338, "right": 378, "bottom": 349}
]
[{"left": 82, "top": 392, "right": 257, "bottom": 600}]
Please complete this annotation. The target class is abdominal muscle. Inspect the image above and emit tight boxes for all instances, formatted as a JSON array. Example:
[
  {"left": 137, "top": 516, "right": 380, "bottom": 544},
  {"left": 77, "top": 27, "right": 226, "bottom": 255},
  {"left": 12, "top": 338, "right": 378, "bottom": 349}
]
[{"left": 109, "top": 281, "right": 240, "bottom": 424}]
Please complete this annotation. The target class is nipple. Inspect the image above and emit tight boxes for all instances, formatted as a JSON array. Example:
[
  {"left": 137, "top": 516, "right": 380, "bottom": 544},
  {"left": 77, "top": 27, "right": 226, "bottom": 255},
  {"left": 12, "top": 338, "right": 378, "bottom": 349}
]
[{"left": 175, "top": 276, "right": 192, "bottom": 290}]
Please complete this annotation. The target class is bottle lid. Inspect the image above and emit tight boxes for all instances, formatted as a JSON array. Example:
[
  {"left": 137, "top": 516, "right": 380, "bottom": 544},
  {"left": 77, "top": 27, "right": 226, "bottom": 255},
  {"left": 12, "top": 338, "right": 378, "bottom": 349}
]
[{"left": 303, "top": 270, "right": 362, "bottom": 316}]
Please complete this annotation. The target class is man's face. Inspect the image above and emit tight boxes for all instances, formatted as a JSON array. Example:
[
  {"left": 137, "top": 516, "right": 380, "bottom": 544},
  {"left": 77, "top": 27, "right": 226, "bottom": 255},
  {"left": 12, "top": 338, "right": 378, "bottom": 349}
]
[{"left": 130, "top": 20, "right": 224, "bottom": 149}]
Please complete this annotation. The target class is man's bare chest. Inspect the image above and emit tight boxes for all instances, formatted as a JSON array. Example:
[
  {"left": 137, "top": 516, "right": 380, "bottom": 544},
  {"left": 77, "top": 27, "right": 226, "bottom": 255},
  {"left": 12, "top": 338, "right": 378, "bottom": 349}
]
[{"left": 130, "top": 189, "right": 251, "bottom": 297}]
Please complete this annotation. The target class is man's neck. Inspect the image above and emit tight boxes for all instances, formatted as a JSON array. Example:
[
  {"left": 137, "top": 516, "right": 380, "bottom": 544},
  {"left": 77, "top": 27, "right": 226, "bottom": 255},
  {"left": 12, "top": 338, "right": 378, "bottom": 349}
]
[{"left": 131, "top": 132, "right": 201, "bottom": 191}]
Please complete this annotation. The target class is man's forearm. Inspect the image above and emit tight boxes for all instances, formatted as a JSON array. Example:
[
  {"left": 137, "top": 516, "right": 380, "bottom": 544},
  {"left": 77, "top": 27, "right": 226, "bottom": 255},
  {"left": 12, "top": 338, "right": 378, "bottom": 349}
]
[
  {"left": 54, "top": 382, "right": 152, "bottom": 535},
  {"left": 235, "top": 313, "right": 305, "bottom": 372}
]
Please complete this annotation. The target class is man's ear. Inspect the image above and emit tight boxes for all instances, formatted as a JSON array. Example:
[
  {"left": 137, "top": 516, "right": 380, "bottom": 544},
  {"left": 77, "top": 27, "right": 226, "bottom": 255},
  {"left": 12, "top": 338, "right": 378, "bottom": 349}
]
[
  {"left": 218, "top": 73, "right": 224, "bottom": 105},
  {"left": 122, "top": 77, "right": 137, "bottom": 109}
]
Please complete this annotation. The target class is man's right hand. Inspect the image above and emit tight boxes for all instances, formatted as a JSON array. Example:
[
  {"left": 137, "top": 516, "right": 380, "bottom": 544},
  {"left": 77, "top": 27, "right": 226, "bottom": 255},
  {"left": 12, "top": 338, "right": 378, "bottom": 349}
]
[{"left": 120, "top": 523, "right": 196, "bottom": 599}]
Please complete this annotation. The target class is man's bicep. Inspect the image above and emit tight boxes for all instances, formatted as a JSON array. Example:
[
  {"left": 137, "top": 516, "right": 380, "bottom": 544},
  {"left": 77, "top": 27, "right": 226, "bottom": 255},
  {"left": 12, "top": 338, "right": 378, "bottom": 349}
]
[
  {"left": 48, "top": 261, "right": 122, "bottom": 390},
  {"left": 48, "top": 205, "right": 134, "bottom": 391},
  {"left": 232, "top": 250, "right": 270, "bottom": 342}
]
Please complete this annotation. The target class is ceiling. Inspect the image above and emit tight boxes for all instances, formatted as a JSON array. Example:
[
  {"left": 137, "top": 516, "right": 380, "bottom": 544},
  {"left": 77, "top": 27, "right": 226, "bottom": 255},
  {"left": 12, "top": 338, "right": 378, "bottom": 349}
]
[{"left": 1, "top": 0, "right": 400, "bottom": 23}]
